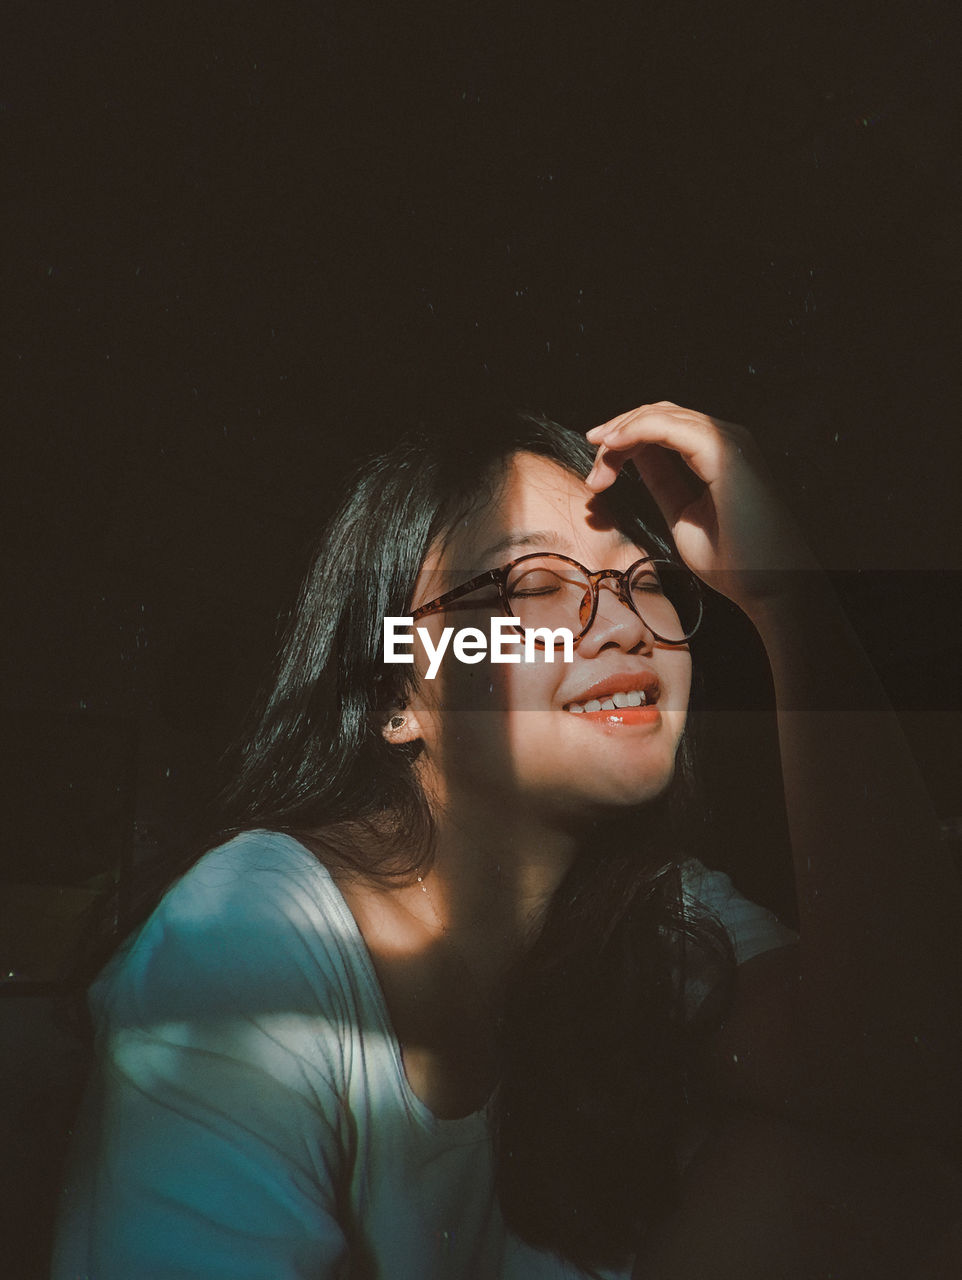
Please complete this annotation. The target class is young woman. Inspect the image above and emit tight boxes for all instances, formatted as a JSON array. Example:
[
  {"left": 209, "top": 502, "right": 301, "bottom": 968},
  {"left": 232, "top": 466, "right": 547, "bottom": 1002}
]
[{"left": 54, "top": 402, "right": 961, "bottom": 1278}]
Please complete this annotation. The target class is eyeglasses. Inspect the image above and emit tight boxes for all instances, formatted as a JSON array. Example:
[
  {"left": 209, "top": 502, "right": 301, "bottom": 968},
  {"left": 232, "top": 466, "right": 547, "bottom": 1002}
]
[{"left": 411, "top": 552, "right": 702, "bottom": 646}]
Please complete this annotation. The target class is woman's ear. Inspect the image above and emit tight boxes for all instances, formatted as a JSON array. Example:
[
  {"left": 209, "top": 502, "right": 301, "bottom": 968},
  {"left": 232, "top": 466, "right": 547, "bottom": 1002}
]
[{"left": 381, "top": 708, "right": 422, "bottom": 745}]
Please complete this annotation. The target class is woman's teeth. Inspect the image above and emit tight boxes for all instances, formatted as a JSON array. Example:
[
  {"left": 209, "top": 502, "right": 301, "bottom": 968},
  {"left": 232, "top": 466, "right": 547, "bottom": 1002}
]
[{"left": 566, "top": 690, "right": 648, "bottom": 713}]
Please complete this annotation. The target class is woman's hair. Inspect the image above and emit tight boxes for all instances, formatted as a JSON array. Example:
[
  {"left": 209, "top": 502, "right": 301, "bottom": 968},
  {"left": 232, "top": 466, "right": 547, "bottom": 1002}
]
[{"left": 173, "top": 406, "right": 733, "bottom": 1271}]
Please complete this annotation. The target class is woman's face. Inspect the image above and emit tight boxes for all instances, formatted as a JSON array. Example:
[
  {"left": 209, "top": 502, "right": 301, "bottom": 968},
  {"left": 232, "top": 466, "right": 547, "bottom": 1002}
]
[{"left": 400, "top": 452, "right": 693, "bottom": 820}]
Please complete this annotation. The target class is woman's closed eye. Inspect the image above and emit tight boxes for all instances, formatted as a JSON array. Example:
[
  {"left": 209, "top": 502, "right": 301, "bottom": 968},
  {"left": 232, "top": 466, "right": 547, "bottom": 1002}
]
[
  {"left": 510, "top": 584, "right": 562, "bottom": 597},
  {"left": 507, "top": 570, "right": 568, "bottom": 597},
  {"left": 630, "top": 572, "right": 665, "bottom": 594}
]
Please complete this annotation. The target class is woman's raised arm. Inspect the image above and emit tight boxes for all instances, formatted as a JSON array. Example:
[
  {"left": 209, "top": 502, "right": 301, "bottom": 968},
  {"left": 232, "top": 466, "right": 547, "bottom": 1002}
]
[{"left": 586, "top": 403, "right": 962, "bottom": 1145}]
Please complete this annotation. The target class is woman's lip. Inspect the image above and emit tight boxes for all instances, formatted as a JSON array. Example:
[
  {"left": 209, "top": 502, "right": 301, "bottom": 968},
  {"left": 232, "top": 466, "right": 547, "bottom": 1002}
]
[
  {"left": 563, "top": 670, "right": 661, "bottom": 707},
  {"left": 569, "top": 705, "right": 662, "bottom": 727}
]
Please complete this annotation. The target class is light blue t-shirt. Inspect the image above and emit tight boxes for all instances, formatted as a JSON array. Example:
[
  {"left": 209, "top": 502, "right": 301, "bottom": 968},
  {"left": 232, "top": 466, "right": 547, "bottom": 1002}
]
[{"left": 52, "top": 830, "right": 795, "bottom": 1279}]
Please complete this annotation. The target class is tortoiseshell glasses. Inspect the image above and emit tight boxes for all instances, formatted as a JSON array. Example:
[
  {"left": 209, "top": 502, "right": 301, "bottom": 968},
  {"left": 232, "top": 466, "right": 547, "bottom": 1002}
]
[{"left": 411, "top": 553, "right": 702, "bottom": 646}]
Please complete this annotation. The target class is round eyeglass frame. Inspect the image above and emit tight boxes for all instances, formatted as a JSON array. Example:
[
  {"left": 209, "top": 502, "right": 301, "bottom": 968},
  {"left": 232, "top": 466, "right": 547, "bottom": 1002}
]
[{"left": 410, "top": 551, "right": 703, "bottom": 647}]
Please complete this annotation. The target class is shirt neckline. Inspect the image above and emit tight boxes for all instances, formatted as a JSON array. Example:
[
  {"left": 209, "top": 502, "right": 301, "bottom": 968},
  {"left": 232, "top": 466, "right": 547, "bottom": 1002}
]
[{"left": 276, "top": 831, "right": 492, "bottom": 1136}]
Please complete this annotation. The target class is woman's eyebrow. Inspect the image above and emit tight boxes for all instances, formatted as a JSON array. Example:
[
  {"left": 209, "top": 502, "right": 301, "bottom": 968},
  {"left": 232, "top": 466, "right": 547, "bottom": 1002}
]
[
  {"left": 477, "top": 530, "right": 571, "bottom": 561},
  {"left": 478, "top": 529, "right": 636, "bottom": 562}
]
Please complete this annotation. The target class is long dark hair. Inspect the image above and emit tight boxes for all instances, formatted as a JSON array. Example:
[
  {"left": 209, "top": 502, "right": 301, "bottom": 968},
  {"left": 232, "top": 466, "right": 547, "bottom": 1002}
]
[{"left": 195, "top": 407, "right": 733, "bottom": 1270}]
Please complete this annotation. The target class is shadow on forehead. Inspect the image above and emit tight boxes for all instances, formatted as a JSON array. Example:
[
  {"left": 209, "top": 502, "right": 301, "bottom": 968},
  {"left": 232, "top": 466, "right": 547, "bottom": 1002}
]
[
  {"left": 586, "top": 494, "right": 636, "bottom": 538},
  {"left": 432, "top": 453, "right": 640, "bottom": 570}
]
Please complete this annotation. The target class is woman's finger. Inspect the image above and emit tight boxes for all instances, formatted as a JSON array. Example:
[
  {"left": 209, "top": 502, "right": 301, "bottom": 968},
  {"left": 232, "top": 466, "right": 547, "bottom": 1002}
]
[
  {"left": 584, "top": 442, "right": 627, "bottom": 491},
  {"left": 585, "top": 399, "right": 682, "bottom": 440},
  {"left": 587, "top": 404, "right": 730, "bottom": 485},
  {"left": 585, "top": 407, "right": 637, "bottom": 441}
]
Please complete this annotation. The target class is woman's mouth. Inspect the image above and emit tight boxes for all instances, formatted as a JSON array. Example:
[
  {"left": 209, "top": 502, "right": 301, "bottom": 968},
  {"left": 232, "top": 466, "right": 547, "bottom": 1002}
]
[
  {"left": 565, "top": 702, "right": 661, "bottom": 728},
  {"left": 562, "top": 687, "right": 662, "bottom": 728}
]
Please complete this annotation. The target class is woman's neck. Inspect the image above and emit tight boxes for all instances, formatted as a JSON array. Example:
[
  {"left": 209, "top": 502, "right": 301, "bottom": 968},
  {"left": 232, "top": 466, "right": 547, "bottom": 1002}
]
[{"left": 424, "top": 788, "right": 582, "bottom": 947}]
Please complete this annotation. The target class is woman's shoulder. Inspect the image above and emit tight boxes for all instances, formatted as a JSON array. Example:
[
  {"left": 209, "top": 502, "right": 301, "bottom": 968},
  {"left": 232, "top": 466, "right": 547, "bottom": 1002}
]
[
  {"left": 146, "top": 828, "right": 353, "bottom": 948},
  {"left": 161, "top": 827, "right": 343, "bottom": 921},
  {"left": 95, "top": 830, "right": 368, "bottom": 1030},
  {"left": 679, "top": 857, "right": 797, "bottom": 965}
]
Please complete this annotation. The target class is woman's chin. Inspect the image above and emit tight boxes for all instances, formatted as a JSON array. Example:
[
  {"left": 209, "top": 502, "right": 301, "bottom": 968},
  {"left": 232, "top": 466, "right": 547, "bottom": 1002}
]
[
  {"left": 539, "top": 766, "right": 675, "bottom": 820},
  {"left": 594, "top": 774, "right": 673, "bottom": 810}
]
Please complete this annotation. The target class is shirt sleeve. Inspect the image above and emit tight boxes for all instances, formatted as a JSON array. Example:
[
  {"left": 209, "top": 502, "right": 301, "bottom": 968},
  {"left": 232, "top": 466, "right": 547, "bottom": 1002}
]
[
  {"left": 680, "top": 858, "right": 798, "bottom": 965},
  {"left": 52, "top": 839, "right": 353, "bottom": 1280}
]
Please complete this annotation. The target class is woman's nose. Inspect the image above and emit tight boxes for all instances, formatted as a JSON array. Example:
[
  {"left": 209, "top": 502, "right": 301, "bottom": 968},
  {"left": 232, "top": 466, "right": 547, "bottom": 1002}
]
[{"left": 576, "top": 578, "right": 654, "bottom": 655}]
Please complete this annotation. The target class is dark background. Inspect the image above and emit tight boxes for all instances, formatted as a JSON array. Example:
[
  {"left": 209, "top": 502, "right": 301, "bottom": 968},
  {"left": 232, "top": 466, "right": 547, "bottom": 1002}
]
[
  {"left": 2, "top": 1, "right": 961, "bottom": 1269},
  {"left": 6, "top": 0, "right": 961, "bottom": 880}
]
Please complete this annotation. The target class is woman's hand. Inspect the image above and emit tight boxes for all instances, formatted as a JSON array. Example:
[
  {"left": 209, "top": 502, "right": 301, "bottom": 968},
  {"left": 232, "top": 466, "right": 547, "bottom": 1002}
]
[{"left": 585, "top": 402, "right": 821, "bottom": 615}]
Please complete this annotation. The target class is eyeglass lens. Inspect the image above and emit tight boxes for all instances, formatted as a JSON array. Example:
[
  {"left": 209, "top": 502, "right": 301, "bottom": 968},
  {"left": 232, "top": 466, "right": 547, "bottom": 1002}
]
[{"left": 503, "top": 556, "right": 699, "bottom": 644}]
